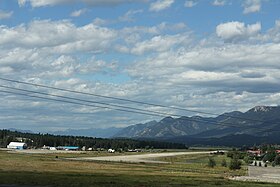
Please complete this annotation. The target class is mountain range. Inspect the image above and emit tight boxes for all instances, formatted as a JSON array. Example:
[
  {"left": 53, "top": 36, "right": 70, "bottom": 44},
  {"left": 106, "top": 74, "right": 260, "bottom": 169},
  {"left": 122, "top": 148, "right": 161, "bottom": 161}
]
[
  {"left": 115, "top": 106, "right": 280, "bottom": 146},
  {"left": 8, "top": 106, "right": 279, "bottom": 146}
]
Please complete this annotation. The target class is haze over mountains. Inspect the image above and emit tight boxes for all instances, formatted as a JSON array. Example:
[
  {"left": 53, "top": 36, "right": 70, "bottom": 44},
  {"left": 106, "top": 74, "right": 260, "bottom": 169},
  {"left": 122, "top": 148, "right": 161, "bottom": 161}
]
[{"left": 50, "top": 127, "right": 122, "bottom": 138}]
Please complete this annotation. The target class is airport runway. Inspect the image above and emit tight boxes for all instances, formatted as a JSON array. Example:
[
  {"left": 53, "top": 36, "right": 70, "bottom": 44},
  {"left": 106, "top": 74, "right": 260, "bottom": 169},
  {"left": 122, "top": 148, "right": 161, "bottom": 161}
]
[{"left": 69, "top": 151, "right": 211, "bottom": 163}]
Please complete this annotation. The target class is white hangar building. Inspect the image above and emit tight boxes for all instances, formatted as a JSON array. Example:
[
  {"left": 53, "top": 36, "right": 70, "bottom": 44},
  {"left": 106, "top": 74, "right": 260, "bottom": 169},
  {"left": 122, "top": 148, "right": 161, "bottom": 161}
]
[{"left": 7, "top": 142, "right": 27, "bottom": 150}]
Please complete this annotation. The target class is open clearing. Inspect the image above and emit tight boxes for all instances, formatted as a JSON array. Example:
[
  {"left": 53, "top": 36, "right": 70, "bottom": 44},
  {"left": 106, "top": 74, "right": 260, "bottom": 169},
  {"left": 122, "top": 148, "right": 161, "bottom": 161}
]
[{"left": 69, "top": 151, "right": 211, "bottom": 163}]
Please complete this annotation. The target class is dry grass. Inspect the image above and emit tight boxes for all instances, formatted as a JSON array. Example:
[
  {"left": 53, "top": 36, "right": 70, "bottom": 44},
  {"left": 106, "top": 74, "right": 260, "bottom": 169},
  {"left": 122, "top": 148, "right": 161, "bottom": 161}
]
[{"left": 0, "top": 149, "right": 278, "bottom": 187}]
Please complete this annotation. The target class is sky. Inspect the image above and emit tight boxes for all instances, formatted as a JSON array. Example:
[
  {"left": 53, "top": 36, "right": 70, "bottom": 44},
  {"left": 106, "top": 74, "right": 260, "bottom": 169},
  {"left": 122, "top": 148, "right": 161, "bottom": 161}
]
[{"left": 0, "top": 0, "right": 280, "bottom": 132}]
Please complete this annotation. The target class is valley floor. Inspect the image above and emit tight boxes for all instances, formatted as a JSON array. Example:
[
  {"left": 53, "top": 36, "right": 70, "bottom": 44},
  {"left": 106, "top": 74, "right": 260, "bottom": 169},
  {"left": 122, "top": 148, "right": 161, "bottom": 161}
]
[{"left": 0, "top": 149, "right": 279, "bottom": 187}]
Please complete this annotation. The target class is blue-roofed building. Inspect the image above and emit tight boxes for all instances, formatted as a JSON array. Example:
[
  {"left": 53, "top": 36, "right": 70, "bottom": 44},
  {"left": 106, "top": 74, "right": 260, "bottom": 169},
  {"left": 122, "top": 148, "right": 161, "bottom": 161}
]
[{"left": 57, "top": 146, "right": 79, "bottom": 151}]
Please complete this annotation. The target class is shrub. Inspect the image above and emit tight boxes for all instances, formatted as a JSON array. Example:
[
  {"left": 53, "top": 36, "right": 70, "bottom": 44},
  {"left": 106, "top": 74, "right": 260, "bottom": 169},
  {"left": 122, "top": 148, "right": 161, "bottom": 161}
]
[
  {"left": 227, "top": 150, "right": 245, "bottom": 159},
  {"left": 243, "top": 156, "right": 253, "bottom": 164},
  {"left": 221, "top": 159, "right": 227, "bottom": 167},
  {"left": 229, "top": 157, "right": 242, "bottom": 170},
  {"left": 208, "top": 157, "right": 216, "bottom": 168}
]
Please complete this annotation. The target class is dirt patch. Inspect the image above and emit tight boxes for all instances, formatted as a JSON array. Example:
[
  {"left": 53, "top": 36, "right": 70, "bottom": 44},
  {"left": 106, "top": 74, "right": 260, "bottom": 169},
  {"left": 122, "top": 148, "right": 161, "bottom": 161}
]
[{"left": 231, "top": 166, "right": 280, "bottom": 183}]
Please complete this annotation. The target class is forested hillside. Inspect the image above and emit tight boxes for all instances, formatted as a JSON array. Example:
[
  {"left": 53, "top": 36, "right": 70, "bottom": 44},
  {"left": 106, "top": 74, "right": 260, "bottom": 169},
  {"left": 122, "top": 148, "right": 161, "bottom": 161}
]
[{"left": 116, "top": 106, "right": 280, "bottom": 139}]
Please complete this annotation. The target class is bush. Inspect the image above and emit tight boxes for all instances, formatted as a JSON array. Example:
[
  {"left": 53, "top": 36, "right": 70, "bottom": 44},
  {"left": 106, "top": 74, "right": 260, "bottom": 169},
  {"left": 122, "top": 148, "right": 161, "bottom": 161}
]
[
  {"left": 243, "top": 156, "right": 253, "bottom": 164},
  {"left": 229, "top": 157, "right": 242, "bottom": 170},
  {"left": 227, "top": 150, "right": 245, "bottom": 159},
  {"left": 274, "top": 155, "right": 280, "bottom": 165},
  {"left": 221, "top": 159, "right": 227, "bottom": 167},
  {"left": 263, "top": 151, "right": 277, "bottom": 162},
  {"left": 208, "top": 157, "right": 216, "bottom": 168}
]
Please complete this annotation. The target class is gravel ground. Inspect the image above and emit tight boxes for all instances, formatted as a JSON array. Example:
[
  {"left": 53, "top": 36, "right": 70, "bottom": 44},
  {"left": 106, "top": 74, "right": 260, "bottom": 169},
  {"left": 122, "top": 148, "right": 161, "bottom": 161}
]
[
  {"left": 68, "top": 151, "right": 211, "bottom": 163},
  {"left": 231, "top": 166, "right": 280, "bottom": 184}
]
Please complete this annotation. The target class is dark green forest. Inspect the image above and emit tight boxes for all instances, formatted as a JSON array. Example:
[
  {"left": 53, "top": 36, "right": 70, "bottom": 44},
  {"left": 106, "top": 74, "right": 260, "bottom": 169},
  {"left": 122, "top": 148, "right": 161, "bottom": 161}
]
[{"left": 0, "top": 129, "right": 186, "bottom": 150}]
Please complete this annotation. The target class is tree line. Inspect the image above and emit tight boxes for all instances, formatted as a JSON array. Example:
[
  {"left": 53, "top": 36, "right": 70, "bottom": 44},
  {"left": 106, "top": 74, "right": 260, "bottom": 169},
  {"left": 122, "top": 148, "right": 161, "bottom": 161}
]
[{"left": 0, "top": 129, "right": 187, "bottom": 150}]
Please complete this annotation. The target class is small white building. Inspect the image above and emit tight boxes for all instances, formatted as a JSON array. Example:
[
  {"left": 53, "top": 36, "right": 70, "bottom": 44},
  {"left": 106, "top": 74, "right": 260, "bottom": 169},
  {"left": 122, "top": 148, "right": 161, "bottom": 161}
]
[
  {"left": 108, "top": 149, "right": 115, "bottom": 153},
  {"left": 49, "top": 147, "right": 57, "bottom": 151},
  {"left": 7, "top": 142, "right": 27, "bottom": 150}
]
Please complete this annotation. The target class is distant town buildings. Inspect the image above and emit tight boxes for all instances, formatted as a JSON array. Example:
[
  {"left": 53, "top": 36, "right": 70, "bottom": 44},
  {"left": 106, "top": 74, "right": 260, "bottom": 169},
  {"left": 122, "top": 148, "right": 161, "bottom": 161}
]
[{"left": 247, "top": 150, "right": 262, "bottom": 157}]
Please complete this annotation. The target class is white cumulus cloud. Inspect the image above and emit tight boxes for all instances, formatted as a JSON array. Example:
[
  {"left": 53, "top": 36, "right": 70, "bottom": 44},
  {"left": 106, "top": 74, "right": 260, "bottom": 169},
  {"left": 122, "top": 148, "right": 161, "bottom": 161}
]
[
  {"left": 260, "top": 20, "right": 280, "bottom": 43},
  {"left": 243, "top": 0, "right": 261, "bottom": 14},
  {"left": 212, "top": 0, "right": 226, "bottom": 6},
  {"left": 216, "top": 21, "right": 261, "bottom": 42},
  {"left": 0, "top": 20, "right": 116, "bottom": 53},
  {"left": 0, "top": 10, "right": 13, "bottom": 19},
  {"left": 119, "top": 9, "right": 143, "bottom": 22},
  {"left": 130, "top": 33, "right": 191, "bottom": 55},
  {"left": 149, "top": 0, "right": 174, "bottom": 12},
  {"left": 18, "top": 0, "right": 26, "bottom": 7},
  {"left": 184, "top": 0, "right": 198, "bottom": 8},
  {"left": 70, "top": 8, "right": 88, "bottom": 17}
]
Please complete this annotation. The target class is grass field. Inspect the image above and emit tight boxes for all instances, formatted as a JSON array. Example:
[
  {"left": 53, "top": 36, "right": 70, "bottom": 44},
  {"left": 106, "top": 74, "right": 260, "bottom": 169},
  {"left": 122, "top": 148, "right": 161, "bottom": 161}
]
[{"left": 0, "top": 149, "right": 278, "bottom": 187}]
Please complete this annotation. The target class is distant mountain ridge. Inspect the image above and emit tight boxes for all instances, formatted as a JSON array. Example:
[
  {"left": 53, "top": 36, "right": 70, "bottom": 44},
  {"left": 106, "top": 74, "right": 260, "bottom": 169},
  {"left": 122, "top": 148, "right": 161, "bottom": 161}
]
[
  {"left": 115, "top": 106, "right": 280, "bottom": 146},
  {"left": 114, "top": 116, "right": 214, "bottom": 138},
  {"left": 7, "top": 127, "right": 122, "bottom": 138},
  {"left": 8, "top": 128, "right": 34, "bottom": 134}
]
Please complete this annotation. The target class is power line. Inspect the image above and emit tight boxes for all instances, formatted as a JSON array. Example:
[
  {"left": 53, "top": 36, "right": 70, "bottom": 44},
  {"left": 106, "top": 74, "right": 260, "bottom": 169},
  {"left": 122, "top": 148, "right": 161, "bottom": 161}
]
[
  {"left": 0, "top": 85, "right": 217, "bottom": 122},
  {"left": 0, "top": 77, "right": 267, "bottom": 123},
  {"left": 0, "top": 89, "right": 166, "bottom": 118},
  {"left": 0, "top": 87, "right": 273, "bottom": 130},
  {"left": 0, "top": 85, "right": 179, "bottom": 118},
  {"left": 0, "top": 89, "right": 218, "bottom": 126}
]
